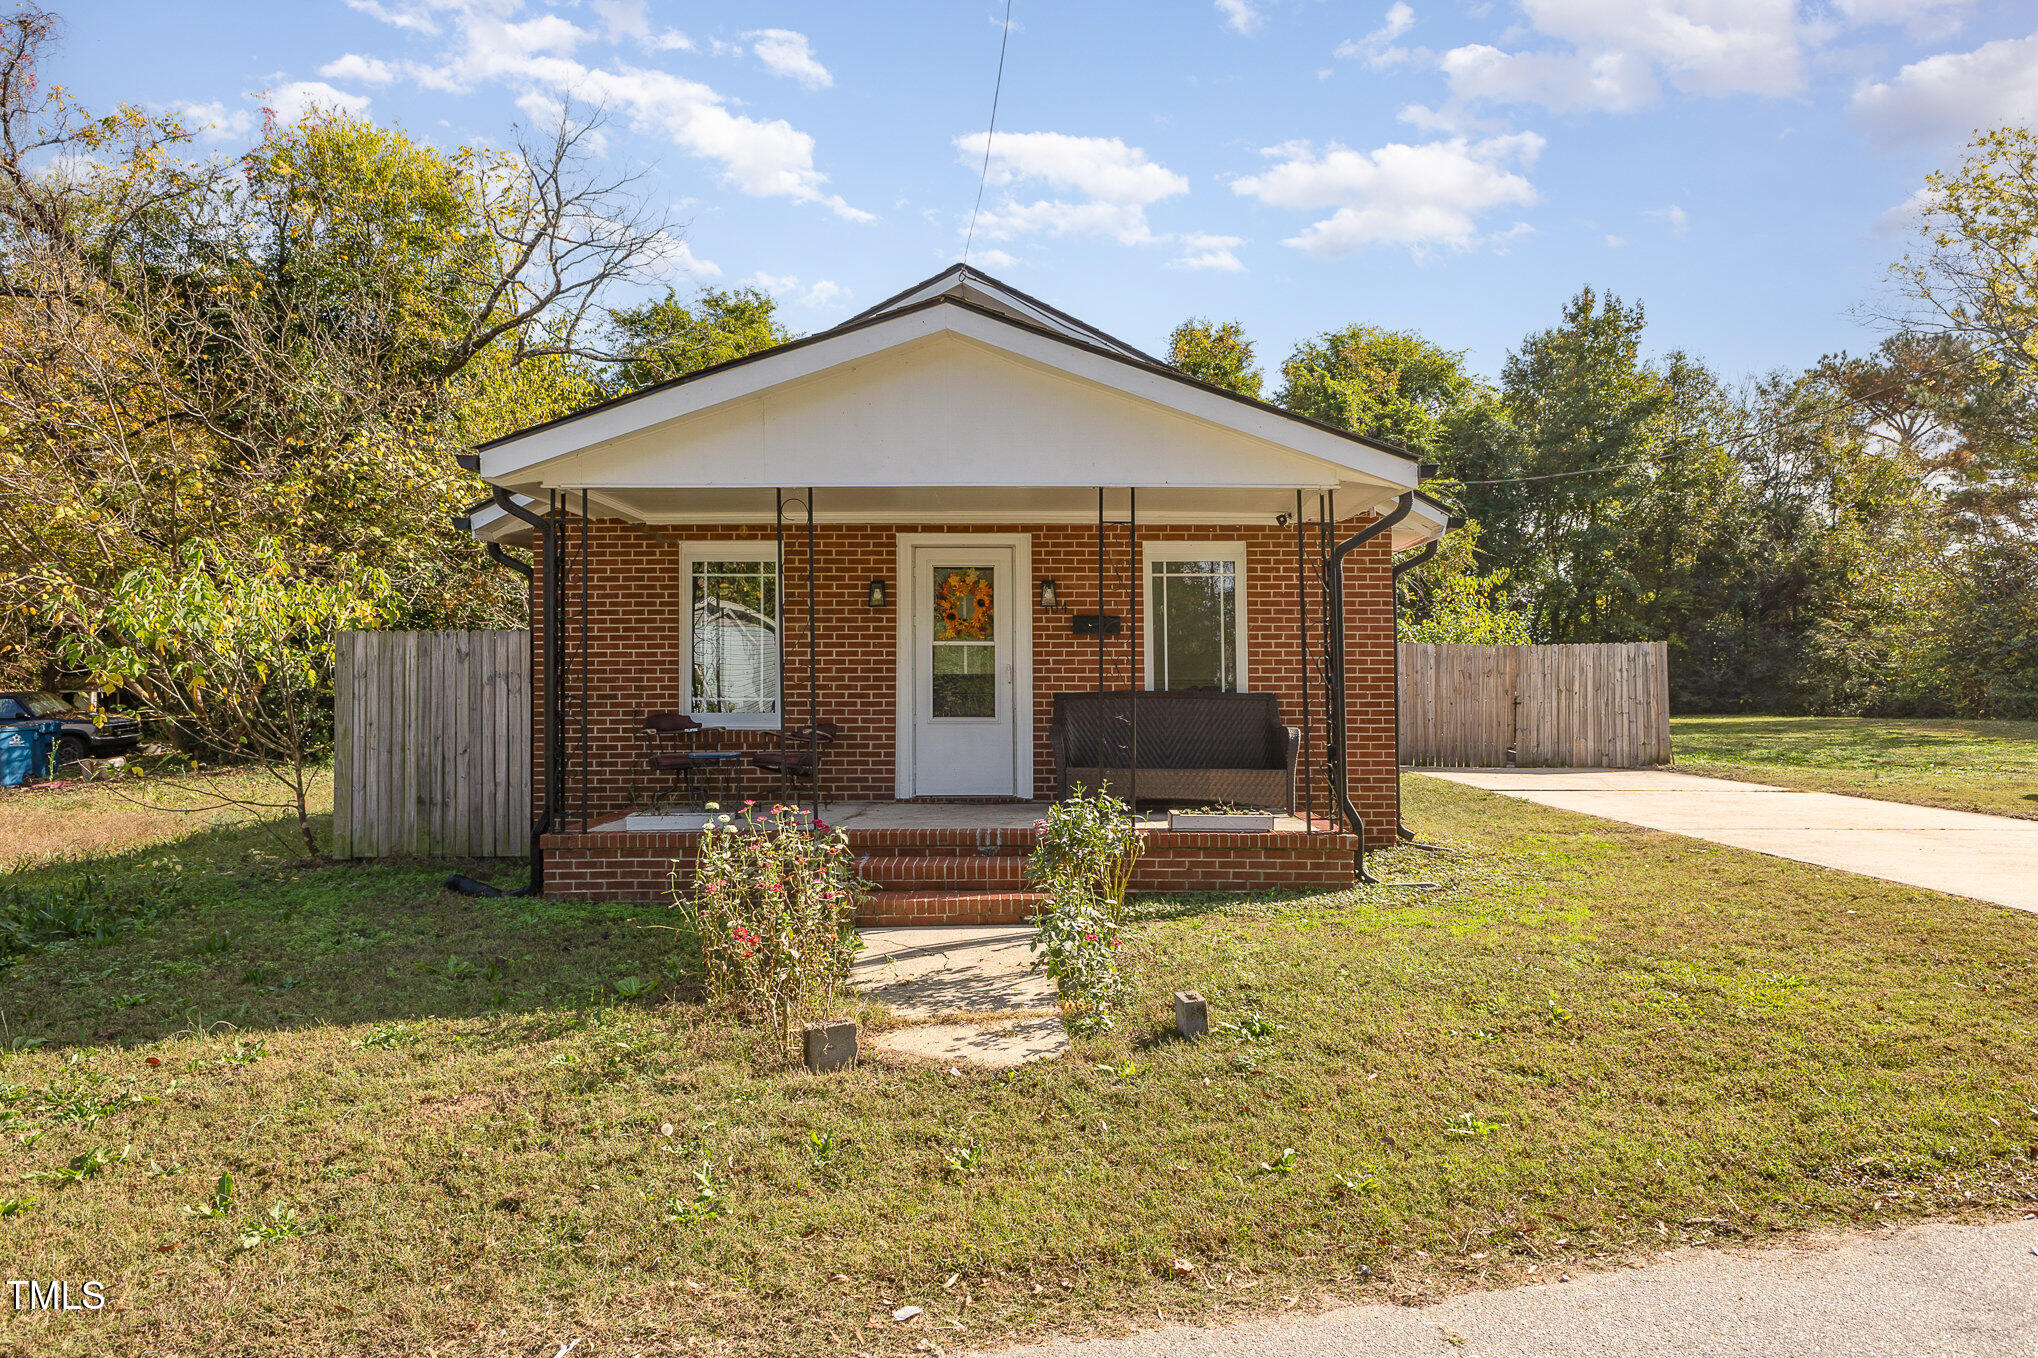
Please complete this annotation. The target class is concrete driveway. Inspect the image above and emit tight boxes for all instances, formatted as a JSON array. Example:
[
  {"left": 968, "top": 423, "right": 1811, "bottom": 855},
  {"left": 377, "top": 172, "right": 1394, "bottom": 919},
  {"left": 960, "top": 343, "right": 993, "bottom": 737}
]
[
  {"left": 1421, "top": 768, "right": 2038, "bottom": 914},
  {"left": 984, "top": 1218, "right": 2038, "bottom": 1358}
]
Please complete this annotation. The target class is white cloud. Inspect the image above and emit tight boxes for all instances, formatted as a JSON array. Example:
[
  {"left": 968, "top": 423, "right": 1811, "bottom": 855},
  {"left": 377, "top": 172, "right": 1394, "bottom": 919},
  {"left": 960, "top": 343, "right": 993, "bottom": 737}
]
[
  {"left": 746, "top": 29, "right": 832, "bottom": 89},
  {"left": 1216, "top": 0, "right": 1263, "bottom": 35},
  {"left": 742, "top": 272, "right": 848, "bottom": 308},
  {"left": 1335, "top": 3, "right": 1418, "bottom": 69},
  {"left": 1604, "top": 234, "right": 1627, "bottom": 247},
  {"left": 263, "top": 80, "right": 374, "bottom": 124},
  {"left": 1168, "top": 232, "right": 1246, "bottom": 271},
  {"left": 344, "top": 0, "right": 438, "bottom": 35},
  {"left": 969, "top": 247, "right": 1020, "bottom": 268},
  {"left": 1441, "top": 44, "right": 1658, "bottom": 113},
  {"left": 1645, "top": 203, "right": 1689, "bottom": 234},
  {"left": 319, "top": 53, "right": 397, "bottom": 86},
  {"left": 1438, "top": 0, "right": 1813, "bottom": 115},
  {"left": 956, "top": 131, "right": 1188, "bottom": 246},
  {"left": 1231, "top": 133, "right": 1543, "bottom": 256},
  {"left": 1851, "top": 32, "right": 2038, "bottom": 147},
  {"left": 959, "top": 131, "right": 1188, "bottom": 208},
  {"left": 1834, "top": 0, "right": 1972, "bottom": 39},
  {"left": 174, "top": 100, "right": 256, "bottom": 142},
  {"left": 587, "top": 0, "right": 693, "bottom": 51},
  {"left": 1875, "top": 184, "right": 1941, "bottom": 235},
  {"left": 358, "top": 3, "right": 867, "bottom": 222},
  {"left": 648, "top": 233, "right": 720, "bottom": 279}
]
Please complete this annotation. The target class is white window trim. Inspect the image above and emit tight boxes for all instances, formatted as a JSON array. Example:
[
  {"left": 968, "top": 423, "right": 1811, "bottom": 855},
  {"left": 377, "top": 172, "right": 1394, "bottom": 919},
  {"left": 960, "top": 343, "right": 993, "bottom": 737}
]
[
  {"left": 1141, "top": 541, "right": 1249, "bottom": 693},
  {"left": 680, "top": 541, "right": 782, "bottom": 729}
]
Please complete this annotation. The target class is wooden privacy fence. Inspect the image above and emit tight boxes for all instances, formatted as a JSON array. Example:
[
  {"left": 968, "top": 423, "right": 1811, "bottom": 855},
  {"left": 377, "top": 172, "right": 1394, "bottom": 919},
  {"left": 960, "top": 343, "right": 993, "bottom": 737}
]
[
  {"left": 1398, "top": 641, "right": 1670, "bottom": 768},
  {"left": 333, "top": 630, "right": 529, "bottom": 858}
]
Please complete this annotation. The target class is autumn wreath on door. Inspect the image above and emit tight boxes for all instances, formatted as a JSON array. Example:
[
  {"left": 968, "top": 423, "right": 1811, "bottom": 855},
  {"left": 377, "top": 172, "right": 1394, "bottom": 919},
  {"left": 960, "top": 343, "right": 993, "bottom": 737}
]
[{"left": 934, "top": 568, "right": 995, "bottom": 641}]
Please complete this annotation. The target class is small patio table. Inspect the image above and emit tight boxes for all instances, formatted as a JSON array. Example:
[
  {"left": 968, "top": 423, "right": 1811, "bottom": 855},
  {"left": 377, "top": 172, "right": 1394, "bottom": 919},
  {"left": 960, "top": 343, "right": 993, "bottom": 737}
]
[{"left": 688, "top": 749, "right": 745, "bottom": 809}]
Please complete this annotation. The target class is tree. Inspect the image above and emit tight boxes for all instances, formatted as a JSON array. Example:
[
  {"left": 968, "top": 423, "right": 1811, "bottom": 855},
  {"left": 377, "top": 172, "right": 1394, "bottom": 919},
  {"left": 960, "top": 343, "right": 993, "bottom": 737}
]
[
  {"left": 1895, "top": 127, "right": 2038, "bottom": 386},
  {"left": 605, "top": 286, "right": 791, "bottom": 393},
  {"left": 1166, "top": 317, "right": 1263, "bottom": 399},
  {"left": 1396, "top": 526, "right": 1531, "bottom": 644},
  {"left": 1276, "top": 324, "right": 1475, "bottom": 455},
  {"left": 0, "top": 7, "right": 680, "bottom": 843},
  {"left": 57, "top": 540, "right": 391, "bottom": 854}
]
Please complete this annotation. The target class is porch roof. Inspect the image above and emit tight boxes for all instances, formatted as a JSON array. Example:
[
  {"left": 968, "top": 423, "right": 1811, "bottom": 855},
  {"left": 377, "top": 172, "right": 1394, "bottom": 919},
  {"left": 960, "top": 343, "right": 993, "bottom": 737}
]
[{"left": 473, "top": 267, "right": 1437, "bottom": 504}]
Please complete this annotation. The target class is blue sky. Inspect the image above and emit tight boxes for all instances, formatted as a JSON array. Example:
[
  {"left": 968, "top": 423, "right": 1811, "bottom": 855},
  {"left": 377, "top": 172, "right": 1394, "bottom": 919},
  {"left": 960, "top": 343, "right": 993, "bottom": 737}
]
[{"left": 57, "top": 0, "right": 2038, "bottom": 385}]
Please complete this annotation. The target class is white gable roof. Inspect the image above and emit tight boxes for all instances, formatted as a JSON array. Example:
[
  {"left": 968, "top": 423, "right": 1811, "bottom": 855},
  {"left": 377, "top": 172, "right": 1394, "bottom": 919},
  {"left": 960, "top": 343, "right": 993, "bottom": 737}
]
[
  {"left": 837, "top": 264, "right": 1159, "bottom": 363},
  {"left": 478, "top": 297, "right": 1418, "bottom": 493}
]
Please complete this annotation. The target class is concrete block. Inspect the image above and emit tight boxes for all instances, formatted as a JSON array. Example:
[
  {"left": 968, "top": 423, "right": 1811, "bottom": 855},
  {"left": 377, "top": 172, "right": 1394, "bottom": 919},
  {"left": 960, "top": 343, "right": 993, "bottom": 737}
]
[
  {"left": 1174, "top": 991, "right": 1208, "bottom": 1040},
  {"left": 802, "top": 1018, "right": 858, "bottom": 1072}
]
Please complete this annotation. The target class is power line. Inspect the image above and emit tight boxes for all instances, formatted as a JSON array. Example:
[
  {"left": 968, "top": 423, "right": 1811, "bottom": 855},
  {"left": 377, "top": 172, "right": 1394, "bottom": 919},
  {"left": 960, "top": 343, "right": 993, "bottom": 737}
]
[{"left": 963, "top": 0, "right": 1015, "bottom": 267}]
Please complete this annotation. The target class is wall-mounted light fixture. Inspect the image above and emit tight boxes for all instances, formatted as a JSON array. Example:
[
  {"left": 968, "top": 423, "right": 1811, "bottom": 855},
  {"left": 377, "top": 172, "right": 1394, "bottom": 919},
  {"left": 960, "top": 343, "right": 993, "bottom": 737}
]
[
  {"left": 1039, "top": 578, "right": 1059, "bottom": 611},
  {"left": 867, "top": 578, "right": 889, "bottom": 609}
]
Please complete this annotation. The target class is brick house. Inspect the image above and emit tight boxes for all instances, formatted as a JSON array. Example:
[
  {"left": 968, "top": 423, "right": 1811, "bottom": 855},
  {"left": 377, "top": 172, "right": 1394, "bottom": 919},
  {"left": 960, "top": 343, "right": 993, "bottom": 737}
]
[{"left": 461, "top": 265, "right": 1453, "bottom": 919}]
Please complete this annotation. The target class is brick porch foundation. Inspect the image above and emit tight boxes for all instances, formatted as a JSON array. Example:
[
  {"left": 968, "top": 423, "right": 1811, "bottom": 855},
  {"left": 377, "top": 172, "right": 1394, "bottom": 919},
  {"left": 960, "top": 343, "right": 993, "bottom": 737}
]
[{"left": 541, "top": 824, "right": 1360, "bottom": 922}]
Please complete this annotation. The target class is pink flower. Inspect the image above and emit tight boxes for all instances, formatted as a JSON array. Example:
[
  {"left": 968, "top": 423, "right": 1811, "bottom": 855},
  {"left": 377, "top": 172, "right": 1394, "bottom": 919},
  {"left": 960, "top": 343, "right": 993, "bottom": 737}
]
[{"left": 1032, "top": 819, "right": 1047, "bottom": 830}]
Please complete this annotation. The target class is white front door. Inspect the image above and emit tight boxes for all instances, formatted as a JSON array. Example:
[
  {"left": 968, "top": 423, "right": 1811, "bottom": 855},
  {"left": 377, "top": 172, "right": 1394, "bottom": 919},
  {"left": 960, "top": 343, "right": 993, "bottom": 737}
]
[{"left": 909, "top": 544, "right": 1019, "bottom": 796}]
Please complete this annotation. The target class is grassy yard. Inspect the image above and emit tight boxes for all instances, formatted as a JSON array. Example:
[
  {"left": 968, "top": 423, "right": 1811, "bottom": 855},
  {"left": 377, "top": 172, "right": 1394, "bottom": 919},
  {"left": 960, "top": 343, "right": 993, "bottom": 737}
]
[
  {"left": 3, "top": 775, "right": 2036, "bottom": 1357},
  {"left": 1671, "top": 715, "right": 2038, "bottom": 820}
]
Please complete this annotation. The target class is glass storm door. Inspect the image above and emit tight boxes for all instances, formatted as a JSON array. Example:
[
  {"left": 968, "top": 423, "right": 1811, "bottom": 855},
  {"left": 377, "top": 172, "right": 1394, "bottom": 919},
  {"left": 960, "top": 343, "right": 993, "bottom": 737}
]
[{"left": 911, "top": 546, "right": 1017, "bottom": 796}]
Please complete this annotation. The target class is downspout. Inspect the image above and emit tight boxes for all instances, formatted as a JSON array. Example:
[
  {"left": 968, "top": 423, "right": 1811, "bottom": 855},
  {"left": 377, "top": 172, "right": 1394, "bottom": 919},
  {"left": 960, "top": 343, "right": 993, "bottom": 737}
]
[
  {"left": 1390, "top": 535, "right": 1442, "bottom": 842},
  {"left": 1327, "top": 491, "right": 1415, "bottom": 883},
  {"left": 447, "top": 487, "right": 559, "bottom": 898}
]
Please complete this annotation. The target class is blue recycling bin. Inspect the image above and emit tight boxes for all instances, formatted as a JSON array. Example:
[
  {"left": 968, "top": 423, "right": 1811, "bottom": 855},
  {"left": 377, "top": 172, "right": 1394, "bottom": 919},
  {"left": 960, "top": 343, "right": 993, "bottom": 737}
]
[{"left": 0, "top": 720, "right": 61, "bottom": 786}]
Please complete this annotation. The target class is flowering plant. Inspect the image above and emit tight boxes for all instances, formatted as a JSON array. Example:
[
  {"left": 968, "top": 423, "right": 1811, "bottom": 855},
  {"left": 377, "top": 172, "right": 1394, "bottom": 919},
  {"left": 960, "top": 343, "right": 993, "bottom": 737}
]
[
  {"left": 1025, "top": 787, "right": 1143, "bottom": 1031},
  {"left": 675, "top": 801, "right": 865, "bottom": 1058}
]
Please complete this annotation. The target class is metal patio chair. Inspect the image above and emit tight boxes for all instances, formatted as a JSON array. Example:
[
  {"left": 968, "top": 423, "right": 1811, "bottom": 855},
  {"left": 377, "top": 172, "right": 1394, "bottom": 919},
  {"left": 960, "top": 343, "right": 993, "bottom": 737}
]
[
  {"left": 639, "top": 711, "right": 707, "bottom": 811},
  {"left": 750, "top": 721, "right": 840, "bottom": 807}
]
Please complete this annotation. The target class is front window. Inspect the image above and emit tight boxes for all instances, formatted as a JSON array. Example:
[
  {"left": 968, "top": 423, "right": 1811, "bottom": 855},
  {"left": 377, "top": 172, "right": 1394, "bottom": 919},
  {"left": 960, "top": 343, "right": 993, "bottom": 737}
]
[
  {"left": 684, "top": 548, "right": 780, "bottom": 722},
  {"left": 1147, "top": 548, "right": 1245, "bottom": 692},
  {"left": 21, "top": 693, "right": 68, "bottom": 716}
]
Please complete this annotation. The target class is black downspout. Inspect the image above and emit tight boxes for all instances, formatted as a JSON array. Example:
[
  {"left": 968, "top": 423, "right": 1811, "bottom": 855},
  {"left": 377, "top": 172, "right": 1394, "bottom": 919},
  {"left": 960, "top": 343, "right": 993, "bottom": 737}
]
[
  {"left": 1327, "top": 492, "right": 1414, "bottom": 884},
  {"left": 448, "top": 487, "right": 559, "bottom": 898},
  {"left": 1390, "top": 536, "right": 1442, "bottom": 841}
]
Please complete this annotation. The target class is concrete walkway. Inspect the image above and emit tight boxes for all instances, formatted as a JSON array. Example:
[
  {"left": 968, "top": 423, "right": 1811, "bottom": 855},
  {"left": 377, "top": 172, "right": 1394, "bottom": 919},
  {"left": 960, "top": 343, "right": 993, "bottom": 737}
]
[
  {"left": 986, "top": 1217, "right": 2038, "bottom": 1357},
  {"left": 1422, "top": 768, "right": 2038, "bottom": 914},
  {"left": 852, "top": 926, "right": 1069, "bottom": 1069}
]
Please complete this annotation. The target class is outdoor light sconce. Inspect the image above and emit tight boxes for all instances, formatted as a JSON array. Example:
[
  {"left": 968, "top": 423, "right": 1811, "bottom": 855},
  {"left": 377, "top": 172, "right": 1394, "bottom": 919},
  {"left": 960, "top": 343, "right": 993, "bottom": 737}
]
[
  {"left": 867, "top": 578, "right": 889, "bottom": 609},
  {"left": 1038, "top": 578, "right": 1060, "bottom": 611}
]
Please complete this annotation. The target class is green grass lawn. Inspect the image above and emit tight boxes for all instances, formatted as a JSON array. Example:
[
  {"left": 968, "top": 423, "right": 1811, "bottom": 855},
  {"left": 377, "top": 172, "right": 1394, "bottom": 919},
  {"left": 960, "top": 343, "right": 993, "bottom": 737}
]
[
  {"left": 3, "top": 775, "right": 2037, "bottom": 1356},
  {"left": 1670, "top": 715, "right": 2038, "bottom": 819}
]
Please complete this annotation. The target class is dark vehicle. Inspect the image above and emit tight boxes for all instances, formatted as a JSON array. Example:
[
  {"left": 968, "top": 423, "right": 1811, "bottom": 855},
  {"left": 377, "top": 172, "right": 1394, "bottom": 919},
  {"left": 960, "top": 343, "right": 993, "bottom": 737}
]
[{"left": 0, "top": 692, "right": 142, "bottom": 766}]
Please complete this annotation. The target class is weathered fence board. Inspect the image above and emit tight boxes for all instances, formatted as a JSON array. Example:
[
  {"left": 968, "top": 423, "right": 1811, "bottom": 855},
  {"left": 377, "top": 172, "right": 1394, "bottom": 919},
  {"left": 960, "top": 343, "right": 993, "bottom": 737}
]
[
  {"left": 333, "top": 630, "right": 529, "bottom": 858},
  {"left": 1398, "top": 641, "right": 1669, "bottom": 768}
]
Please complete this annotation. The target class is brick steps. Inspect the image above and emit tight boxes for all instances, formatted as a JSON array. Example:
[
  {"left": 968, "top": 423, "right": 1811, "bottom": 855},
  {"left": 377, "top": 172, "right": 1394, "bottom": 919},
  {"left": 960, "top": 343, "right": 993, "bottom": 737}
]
[
  {"left": 857, "top": 890, "right": 1045, "bottom": 926},
  {"left": 854, "top": 854, "right": 1028, "bottom": 890}
]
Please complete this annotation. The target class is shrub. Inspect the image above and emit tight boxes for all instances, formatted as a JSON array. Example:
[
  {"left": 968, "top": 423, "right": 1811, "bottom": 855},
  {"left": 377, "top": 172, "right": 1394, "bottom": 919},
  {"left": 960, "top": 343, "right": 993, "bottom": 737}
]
[
  {"left": 1025, "top": 789, "right": 1143, "bottom": 1031},
  {"left": 675, "top": 804, "right": 864, "bottom": 1058}
]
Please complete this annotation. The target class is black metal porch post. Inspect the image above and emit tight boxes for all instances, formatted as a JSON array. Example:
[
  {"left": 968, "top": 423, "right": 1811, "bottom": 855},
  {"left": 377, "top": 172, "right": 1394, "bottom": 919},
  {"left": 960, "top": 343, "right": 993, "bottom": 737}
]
[
  {"left": 806, "top": 486, "right": 818, "bottom": 824},
  {"left": 1127, "top": 487, "right": 1138, "bottom": 816},
  {"left": 1296, "top": 490, "right": 1312, "bottom": 832},
  {"left": 580, "top": 490, "right": 590, "bottom": 832},
  {"left": 775, "top": 489, "right": 788, "bottom": 805},
  {"left": 1095, "top": 488, "right": 1105, "bottom": 695}
]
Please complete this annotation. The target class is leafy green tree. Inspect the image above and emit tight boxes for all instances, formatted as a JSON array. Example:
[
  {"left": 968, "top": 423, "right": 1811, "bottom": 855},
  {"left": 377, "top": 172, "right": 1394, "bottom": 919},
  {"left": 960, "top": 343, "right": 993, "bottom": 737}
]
[
  {"left": 1166, "top": 317, "right": 1264, "bottom": 399},
  {"left": 605, "top": 287, "right": 791, "bottom": 393},
  {"left": 1276, "top": 324, "right": 1475, "bottom": 455},
  {"left": 57, "top": 540, "right": 391, "bottom": 854},
  {"left": 1396, "top": 527, "right": 1531, "bottom": 644}
]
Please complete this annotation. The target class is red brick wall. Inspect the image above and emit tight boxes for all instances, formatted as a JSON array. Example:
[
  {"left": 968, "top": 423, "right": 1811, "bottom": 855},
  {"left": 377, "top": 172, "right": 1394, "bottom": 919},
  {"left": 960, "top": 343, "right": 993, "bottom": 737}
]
[
  {"left": 541, "top": 826, "right": 1362, "bottom": 904},
  {"left": 531, "top": 517, "right": 1400, "bottom": 846}
]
